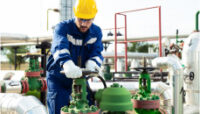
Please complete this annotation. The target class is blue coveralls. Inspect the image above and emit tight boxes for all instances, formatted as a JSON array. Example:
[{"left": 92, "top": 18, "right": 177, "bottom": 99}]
[{"left": 46, "top": 19, "right": 104, "bottom": 114}]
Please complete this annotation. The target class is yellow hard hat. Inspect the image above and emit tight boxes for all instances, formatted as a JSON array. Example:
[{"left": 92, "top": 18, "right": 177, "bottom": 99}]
[{"left": 73, "top": 0, "right": 98, "bottom": 19}]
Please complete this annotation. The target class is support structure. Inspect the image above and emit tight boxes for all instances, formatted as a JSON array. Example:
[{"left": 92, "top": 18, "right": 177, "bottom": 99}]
[
  {"left": 36, "top": 41, "right": 51, "bottom": 104},
  {"left": 114, "top": 6, "right": 162, "bottom": 72}
]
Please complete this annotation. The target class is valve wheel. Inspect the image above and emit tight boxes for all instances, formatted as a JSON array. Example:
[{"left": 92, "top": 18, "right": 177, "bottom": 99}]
[
  {"left": 189, "top": 72, "right": 194, "bottom": 81},
  {"left": 134, "top": 67, "right": 157, "bottom": 72}
]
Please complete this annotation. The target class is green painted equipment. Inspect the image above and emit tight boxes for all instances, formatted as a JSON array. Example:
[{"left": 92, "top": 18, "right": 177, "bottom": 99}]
[
  {"left": 132, "top": 58, "right": 161, "bottom": 114},
  {"left": 22, "top": 54, "right": 47, "bottom": 94},
  {"left": 103, "top": 63, "right": 112, "bottom": 80},
  {"left": 0, "top": 82, "right": 6, "bottom": 93},
  {"left": 95, "top": 83, "right": 133, "bottom": 114},
  {"left": 0, "top": 53, "right": 47, "bottom": 96},
  {"left": 176, "top": 29, "right": 183, "bottom": 45},
  {"left": 61, "top": 57, "right": 100, "bottom": 114},
  {"left": 124, "top": 65, "right": 132, "bottom": 78},
  {"left": 61, "top": 71, "right": 99, "bottom": 114},
  {"left": 195, "top": 10, "right": 200, "bottom": 32}
]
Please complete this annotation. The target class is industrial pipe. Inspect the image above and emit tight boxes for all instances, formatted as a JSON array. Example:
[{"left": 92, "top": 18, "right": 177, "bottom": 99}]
[
  {"left": 0, "top": 93, "right": 47, "bottom": 114},
  {"left": 1, "top": 80, "right": 22, "bottom": 93},
  {"left": 102, "top": 52, "right": 158, "bottom": 59},
  {"left": 152, "top": 54, "right": 184, "bottom": 114},
  {"left": 182, "top": 31, "right": 200, "bottom": 114},
  {"left": 195, "top": 11, "right": 200, "bottom": 31}
]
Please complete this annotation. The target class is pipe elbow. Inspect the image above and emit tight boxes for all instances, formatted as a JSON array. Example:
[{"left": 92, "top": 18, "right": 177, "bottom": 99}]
[{"left": 152, "top": 55, "right": 183, "bottom": 73}]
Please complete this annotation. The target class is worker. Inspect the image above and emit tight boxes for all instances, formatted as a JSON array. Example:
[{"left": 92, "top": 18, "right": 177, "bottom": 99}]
[{"left": 46, "top": 0, "right": 104, "bottom": 113}]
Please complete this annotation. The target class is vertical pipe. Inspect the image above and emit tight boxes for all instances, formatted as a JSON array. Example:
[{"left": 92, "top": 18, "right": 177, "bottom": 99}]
[
  {"left": 47, "top": 9, "right": 49, "bottom": 31},
  {"left": 124, "top": 15, "right": 128, "bottom": 71},
  {"left": 114, "top": 14, "right": 117, "bottom": 72},
  {"left": 14, "top": 47, "right": 18, "bottom": 70},
  {"left": 158, "top": 6, "right": 162, "bottom": 57},
  {"left": 41, "top": 46, "right": 46, "bottom": 105},
  {"left": 195, "top": 11, "right": 200, "bottom": 31},
  {"left": 176, "top": 29, "right": 179, "bottom": 44},
  {"left": 152, "top": 55, "right": 183, "bottom": 114}
]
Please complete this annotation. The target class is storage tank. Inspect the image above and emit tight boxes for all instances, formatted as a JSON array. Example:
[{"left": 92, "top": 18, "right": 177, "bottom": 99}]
[{"left": 182, "top": 31, "right": 200, "bottom": 112}]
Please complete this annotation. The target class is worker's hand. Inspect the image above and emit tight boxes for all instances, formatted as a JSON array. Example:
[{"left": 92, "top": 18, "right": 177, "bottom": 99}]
[
  {"left": 86, "top": 60, "right": 103, "bottom": 77},
  {"left": 63, "top": 60, "right": 82, "bottom": 79}
]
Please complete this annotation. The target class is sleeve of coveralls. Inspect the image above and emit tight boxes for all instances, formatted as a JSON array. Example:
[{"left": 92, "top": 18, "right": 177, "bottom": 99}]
[
  {"left": 51, "top": 23, "right": 72, "bottom": 67},
  {"left": 88, "top": 29, "right": 104, "bottom": 66}
]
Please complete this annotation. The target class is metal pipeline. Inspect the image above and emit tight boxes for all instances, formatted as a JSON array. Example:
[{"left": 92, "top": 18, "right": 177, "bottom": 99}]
[
  {"left": 151, "top": 82, "right": 172, "bottom": 114},
  {"left": 195, "top": 10, "right": 200, "bottom": 31},
  {"left": 89, "top": 81, "right": 172, "bottom": 113},
  {"left": 1, "top": 80, "right": 22, "bottom": 93},
  {"left": 152, "top": 54, "right": 184, "bottom": 114},
  {"left": 0, "top": 93, "right": 47, "bottom": 114}
]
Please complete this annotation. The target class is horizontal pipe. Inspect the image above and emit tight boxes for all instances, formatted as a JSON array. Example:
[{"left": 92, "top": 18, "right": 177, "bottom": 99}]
[
  {"left": 0, "top": 93, "right": 47, "bottom": 114},
  {"left": 2, "top": 80, "right": 22, "bottom": 93},
  {"left": 102, "top": 52, "right": 158, "bottom": 59},
  {"left": 117, "top": 38, "right": 158, "bottom": 43},
  {"left": 116, "top": 6, "right": 160, "bottom": 14}
]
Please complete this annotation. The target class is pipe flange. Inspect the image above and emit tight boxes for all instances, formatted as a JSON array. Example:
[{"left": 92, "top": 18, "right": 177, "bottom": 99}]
[
  {"left": 21, "top": 80, "right": 25, "bottom": 93},
  {"left": 25, "top": 71, "right": 41, "bottom": 77},
  {"left": 25, "top": 80, "right": 29, "bottom": 93},
  {"left": 132, "top": 99, "right": 160, "bottom": 109},
  {"left": 40, "top": 70, "right": 44, "bottom": 74},
  {"left": 61, "top": 111, "right": 100, "bottom": 114},
  {"left": 40, "top": 78, "right": 47, "bottom": 92},
  {"left": 21, "top": 80, "right": 29, "bottom": 93}
]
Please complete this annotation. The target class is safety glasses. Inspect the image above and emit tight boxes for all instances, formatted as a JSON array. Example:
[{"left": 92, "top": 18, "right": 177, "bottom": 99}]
[{"left": 77, "top": 18, "right": 94, "bottom": 23}]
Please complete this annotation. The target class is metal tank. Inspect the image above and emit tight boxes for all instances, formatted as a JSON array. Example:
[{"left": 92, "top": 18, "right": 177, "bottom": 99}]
[
  {"left": 182, "top": 10, "right": 200, "bottom": 114},
  {"left": 182, "top": 32, "right": 200, "bottom": 113}
]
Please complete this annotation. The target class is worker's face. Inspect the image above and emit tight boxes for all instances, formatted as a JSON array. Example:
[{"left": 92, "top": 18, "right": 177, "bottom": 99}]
[{"left": 75, "top": 18, "right": 93, "bottom": 33}]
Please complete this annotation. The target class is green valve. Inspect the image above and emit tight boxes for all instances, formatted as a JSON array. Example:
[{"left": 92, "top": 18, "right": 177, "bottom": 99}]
[
  {"left": 26, "top": 56, "right": 41, "bottom": 72},
  {"left": 28, "top": 77, "right": 42, "bottom": 91},
  {"left": 103, "top": 64, "right": 112, "bottom": 80},
  {"left": 21, "top": 54, "right": 47, "bottom": 98},
  {"left": 26, "top": 90, "right": 41, "bottom": 99},
  {"left": 97, "top": 83, "right": 133, "bottom": 113},
  {"left": 124, "top": 65, "right": 132, "bottom": 78},
  {"left": 133, "top": 58, "right": 161, "bottom": 114},
  {"left": 61, "top": 78, "right": 98, "bottom": 114}
]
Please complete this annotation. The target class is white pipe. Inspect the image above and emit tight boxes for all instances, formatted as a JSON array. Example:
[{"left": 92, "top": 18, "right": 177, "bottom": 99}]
[
  {"left": 0, "top": 93, "right": 47, "bottom": 114},
  {"left": 89, "top": 81, "right": 172, "bottom": 113},
  {"left": 152, "top": 54, "right": 184, "bottom": 114},
  {"left": 102, "top": 52, "right": 158, "bottom": 59},
  {"left": 3, "top": 80, "right": 22, "bottom": 93},
  {"left": 182, "top": 32, "right": 200, "bottom": 114},
  {"left": 151, "top": 82, "right": 172, "bottom": 114}
]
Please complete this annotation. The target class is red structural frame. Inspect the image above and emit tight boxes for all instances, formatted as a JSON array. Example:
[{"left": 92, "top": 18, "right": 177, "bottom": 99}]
[{"left": 114, "top": 6, "right": 162, "bottom": 72}]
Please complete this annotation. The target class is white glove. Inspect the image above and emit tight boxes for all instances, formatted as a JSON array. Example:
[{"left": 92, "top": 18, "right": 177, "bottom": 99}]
[
  {"left": 63, "top": 60, "right": 82, "bottom": 78},
  {"left": 85, "top": 60, "right": 103, "bottom": 76}
]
